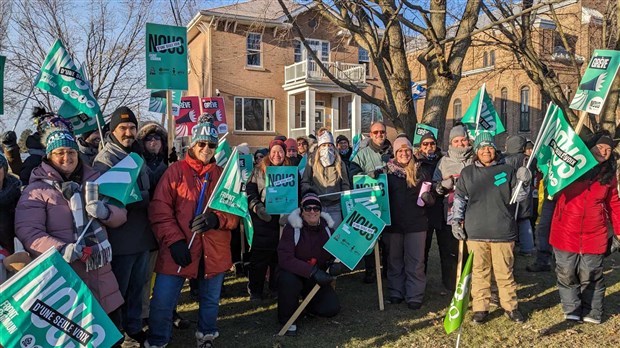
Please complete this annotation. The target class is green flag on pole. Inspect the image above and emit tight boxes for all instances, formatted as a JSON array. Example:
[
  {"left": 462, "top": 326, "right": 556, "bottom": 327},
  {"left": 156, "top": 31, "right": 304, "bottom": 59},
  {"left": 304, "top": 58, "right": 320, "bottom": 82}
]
[
  {"left": 461, "top": 84, "right": 505, "bottom": 136},
  {"left": 0, "top": 248, "right": 123, "bottom": 348},
  {"left": 570, "top": 50, "right": 620, "bottom": 115},
  {"left": 214, "top": 138, "right": 232, "bottom": 167},
  {"left": 535, "top": 104, "right": 598, "bottom": 197},
  {"left": 243, "top": 214, "right": 254, "bottom": 246},
  {"left": 208, "top": 149, "right": 249, "bottom": 217},
  {"left": 412, "top": 123, "right": 438, "bottom": 146},
  {"left": 349, "top": 133, "right": 362, "bottom": 161},
  {"left": 0, "top": 55, "right": 5, "bottom": 115},
  {"left": 95, "top": 153, "right": 144, "bottom": 206},
  {"left": 298, "top": 154, "right": 307, "bottom": 176},
  {"left": 444, "top": 252, "right": 474, "bottom": 334},
  {"left": 57, "top": 100, "right": 105, "bottom": 135}
]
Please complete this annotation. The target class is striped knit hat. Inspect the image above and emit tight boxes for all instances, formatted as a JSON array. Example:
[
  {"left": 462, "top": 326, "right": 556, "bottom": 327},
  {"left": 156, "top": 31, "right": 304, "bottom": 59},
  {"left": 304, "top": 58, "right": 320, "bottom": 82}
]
[
  {"left": 300, "top": 192, "right": 322, "bottom": 208},
  {"left": 473, "top": 131, "right": 496, "bottom": 152},
  {"left": 41, "top": 116, "right": 79, "bottom": 155}
]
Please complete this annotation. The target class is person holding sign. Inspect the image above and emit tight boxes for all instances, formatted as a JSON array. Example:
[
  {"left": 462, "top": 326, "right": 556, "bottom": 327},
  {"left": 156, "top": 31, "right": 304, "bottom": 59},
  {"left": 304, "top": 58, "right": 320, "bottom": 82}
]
[
  {"left": 277, "top": 192, "right": 340, "bottom": 336},
  {"left": 14, "top": 119, "right": 126, "bottom": 324},
  {"left": 451, "top": 132, "right": 531, "bottom": 324},
  {"left": 146, "top": 117, "right": 239, "bottom": 348},
  {"left": 301, "top": 131, "right": 350, "bottom": 227},
  {"left": 246, "top": 139, "right": 292, "bottom": 301},
  {"left": 384, "top": 137, "right": 435, "bottom": 309},
  {"left": 549, "top": 132, "right": 620, "bottom": 324}
]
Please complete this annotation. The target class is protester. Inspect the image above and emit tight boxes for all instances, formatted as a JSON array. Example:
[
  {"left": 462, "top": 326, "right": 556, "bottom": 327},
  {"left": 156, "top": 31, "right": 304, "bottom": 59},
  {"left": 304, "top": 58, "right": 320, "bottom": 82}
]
[
  {"left": 77, "top": 129, "right": 101, "bottom": 167},
  {"left": 138, "top": 121, "right": 169, "bottom": 193},
  {"left": 0, "top": 153, "right": 21, "bottom": 283},
  {"left": 336, "top": 134, "right": 352, "bottom": 169},
  {"left": 503, "top": 135, "right": 535, "bottom": 255},
  {"left": 549, "top": 132, "right": 620, "bottom": 324},
  {"left": 246, "top": 139, "right": 291, "bottom": 300},
  {"left": 93, "top": 106, "right": 156, "bottom": 345},
  {"left": 451, "top": 132, "right": 530, "bottom": 324},
  {"left": 384, "top": 137, "right": 434, "bottom": 309},
  {"left": 277, "top": 192, "right": 340, "bottom": 335},
  {"left": 14, "top": 119, "right": 126, "bottom": 326},
  {"left": 301, "top": 131, "right": 349, "bottom": 226},
  {"left": 350, "top": 121, "right": 392, "bottom": 283},
  {"left": 254, "top": 148, "right": 268, "bottom": 166},
  {"left": 284, "top": 138, "right": 301, "bottom": 165},
  {"left": 297, "top": 137, "right": 309, "bottom": 157},
  {"left": 145, "top": 117, "right": 239, "bottom": 348}
]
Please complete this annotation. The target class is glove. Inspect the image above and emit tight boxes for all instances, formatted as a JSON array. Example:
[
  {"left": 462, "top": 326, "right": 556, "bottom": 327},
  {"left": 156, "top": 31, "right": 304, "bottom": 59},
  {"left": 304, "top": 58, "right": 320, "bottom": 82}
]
[
  {"left": 1, "top": 131, "right": 17, "bottom": 146},
  {"left": 327, "top": 261, "right": 347, "bottom": 277},
  {"left": 451, "top": 221, "right": 467, "bottom": 240},
  {"left": 189, "top": 212, "right": 220, "bottom": 234},
  {"left": 254, "top": 204, "right": 272, "bottom": 222},
  {"left": 367, "top": 168, "right": 384, "bottom": 179},
  {"left": 279, "top": 214, "right": 289, "bottom": 226},
  {"left": 310, "top": 265, "right": 335, "bottom": 286},
  {"left": 86, "top": 200, "right": 110, "bottom": 220},
  {"left": 169, "top": 240, "right": 192, "bottom": 267},
  {"left": 421, "top": 192, "right": 435, "bottom": 206},
  {"left": 440, "top": 177, "right": 455, "bottom": 191},
  {"left": 516, "top": 167, "right": 532, "bottom": 183},
  {"left": 169, "top": 147, "right": 178, "bottom": 163},
  {"left": 61, "top": 243, "right": 88, "bottom": 263}
]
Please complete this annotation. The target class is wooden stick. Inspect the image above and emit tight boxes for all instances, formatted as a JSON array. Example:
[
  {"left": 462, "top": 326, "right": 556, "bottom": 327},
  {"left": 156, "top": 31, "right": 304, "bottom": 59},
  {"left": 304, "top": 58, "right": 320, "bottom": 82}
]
[
  {"left": 574, "top": 110, "right": 588, "bottom": 135},
  {"left": 166, "top": 90, "right": 175, "bottom": 158},
  {"left": 455, "top": 240, "right": 465, "bottom": 291},
  {"left": 277, "top": 284, "right": 320, "bottom": 336},
  {"left": 374, "top": 242, "right": 384, "bottom": 311}
]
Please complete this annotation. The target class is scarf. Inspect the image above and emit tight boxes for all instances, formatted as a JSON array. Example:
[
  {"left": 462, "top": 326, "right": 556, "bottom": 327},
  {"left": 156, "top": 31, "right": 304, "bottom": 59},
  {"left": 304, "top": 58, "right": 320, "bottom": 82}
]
[
  {"left": 386, "top": 159, "right": 407, "bottom": 179},
  {"left": 319, "top": 146, "right": 336, "bottom": 167},
  {"left": 45, "top": 179, "right": 112, "bottom": 271}
]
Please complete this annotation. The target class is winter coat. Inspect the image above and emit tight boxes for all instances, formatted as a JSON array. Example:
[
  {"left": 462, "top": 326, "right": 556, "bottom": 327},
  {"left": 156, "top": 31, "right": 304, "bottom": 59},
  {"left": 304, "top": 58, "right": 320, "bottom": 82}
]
[
  {"left": 77, "top": 138, "right": 99, "bottom": 167},
  {"left": 340, "top": 148, "right": 352, "bottom": 170},
  {"left": 278, "top": 208, "right": 335, "bottom": 278},
  {"left": 92, "top": 135, "right": 157, "bottom": 255},
  {"left": 550, "top": 174, "right": 620, "bottom": 255},
  {"left": 15, "top": 162, "right": 126, "bottom": 313},
  {"left": 433, "top": 145, "right": 474, "bottom": 222},
  {"left": 137, "top": 122, "right": 169, "bottom": 194},
  {"left": 149, "top": 154, "right": 240, "bottom": 278},
  {"left": 0, "top": 175, "right": 21, "bottom": 253},
  {"left": 416, "top": 151, "right": 444, "bottom": 229},
  {"left": 349, "top": 140, "right": 393, "bottom": 177},
  {"left": 386, "top": 160, "right": 431, "bottom": 234},
  {"left": 301, "top": 153, "right": 350, "bottom": 207}
]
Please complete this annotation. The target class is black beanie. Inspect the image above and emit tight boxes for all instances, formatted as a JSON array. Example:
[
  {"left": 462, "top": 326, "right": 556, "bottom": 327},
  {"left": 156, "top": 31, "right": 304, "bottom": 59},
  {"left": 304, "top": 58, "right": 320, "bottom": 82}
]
[
  {"left": 596, "top": 135, "right": 614, "bottom": 148},
  {"left": 110, "top": 106, "right": 138, "bottom": 132},
  {"left": 336, "top": 134, "right": 349, "bottom": 144}
]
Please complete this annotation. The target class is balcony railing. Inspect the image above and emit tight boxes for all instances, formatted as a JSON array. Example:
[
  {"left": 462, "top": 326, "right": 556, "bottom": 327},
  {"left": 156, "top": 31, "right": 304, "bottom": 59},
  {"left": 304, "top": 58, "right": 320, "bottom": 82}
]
[{"left": 284, "top": 60, "right": 366, "bottom": 85}]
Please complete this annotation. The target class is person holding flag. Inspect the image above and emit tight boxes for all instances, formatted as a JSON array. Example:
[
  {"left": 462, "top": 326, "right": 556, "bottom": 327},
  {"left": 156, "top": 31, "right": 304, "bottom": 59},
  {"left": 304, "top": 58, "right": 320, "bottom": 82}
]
[
  {"left": 14, "top": 118, "right": 126, "bottom": 326},
  {"left": 146, "top": 116, "right": 239, "bottom": 348},
  {"left": 451, "top": 132, "right": 531, "bottom": 324},
  {"left": 549, "top": 132, "right": 620, "bottom": 324}
]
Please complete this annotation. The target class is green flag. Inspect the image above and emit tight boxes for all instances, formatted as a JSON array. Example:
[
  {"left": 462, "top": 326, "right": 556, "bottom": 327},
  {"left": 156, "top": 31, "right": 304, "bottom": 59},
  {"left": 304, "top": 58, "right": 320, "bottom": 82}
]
[
  {"left": 461, "top": 84, "right": 505, "bottom": 136},
  {"left": 413, "top": 124, "right": 438, "bottom": 146},
  {"left": 298, "top": 154, "right": 307, "bottom": 176},
  {"left": 0, "top": 248, "right": 123, "bottom": 348},
  {"left": 536, "top": 104, "right": 598, "bottom": 197},
  {"left": 36, "top": 39, "right": 101, "bottom": 119},
  {"left": 243, "top": 214, "right": 254, "bottom": 247},
  {"left": 208, "top": 149, "right": 248, "bottom": 217},
  {"left": 570, "top": 50, "right": 620, "bottom": 115},
  {"left": 239, "top": 154, "right": 254, "bottom": 186},
  {"left": 265, "top": 166, "right": 299, "bottom": 214},
  {"left": 214, "top": 138, "right": 232, "bottom": 167},
  {"left": 57, "top": 100, "right": 105, "bottom": 136},
  {"left": 95, "top": 153, "right": 144, "bottom": 206},
  {"left": 444, "top": 252, "right": 474, "bottom": 334},
  {"left": 0, "top": 55, "right": 5, "bottom": 115},
  {"left": 349, "top": 134, "right": 362, "bottom": 161}
]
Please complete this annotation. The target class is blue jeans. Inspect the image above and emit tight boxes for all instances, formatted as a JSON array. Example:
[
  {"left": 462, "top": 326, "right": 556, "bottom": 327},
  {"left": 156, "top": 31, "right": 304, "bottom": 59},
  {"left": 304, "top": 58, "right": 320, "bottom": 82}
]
[
  {"left": 518, "top": 219, "right": 535, "bottom": 254},
  {"left": 111, "top": 251, "right": 149, "bottom": 335},
  {"left": 147, "top": 272, "right": 225, "bottom": 346}
]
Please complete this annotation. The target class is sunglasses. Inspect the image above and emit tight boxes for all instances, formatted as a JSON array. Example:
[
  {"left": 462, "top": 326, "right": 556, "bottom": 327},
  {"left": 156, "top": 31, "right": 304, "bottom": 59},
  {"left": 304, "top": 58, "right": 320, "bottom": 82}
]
[
  {"left": 421, "top": 141, "right": 436, "bottom": 146},
  {"left": 371, "top": 130, "right": 386, "bottom": 135},
  {"left": 145, "top": 134, "right": 162, "bottom": 141},
  {"left": 196, "top": 142, "right": 217, "bottom": 149},
  {"left": 303, "top": 205, "right": 321, "bottom": 212}
]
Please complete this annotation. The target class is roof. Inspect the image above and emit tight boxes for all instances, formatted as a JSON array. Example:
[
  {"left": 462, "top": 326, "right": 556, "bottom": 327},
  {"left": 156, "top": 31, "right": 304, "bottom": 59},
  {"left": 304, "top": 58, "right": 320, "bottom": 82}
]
[{"left": 204, "top": 0, "right": 305, "bottom": 22}]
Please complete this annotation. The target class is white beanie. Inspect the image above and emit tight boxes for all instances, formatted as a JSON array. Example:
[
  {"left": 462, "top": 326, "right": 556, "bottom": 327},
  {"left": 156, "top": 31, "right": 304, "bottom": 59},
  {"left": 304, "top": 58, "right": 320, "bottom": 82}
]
[{"left": 318, "top": 131, "right": 334, "bottom": 147}]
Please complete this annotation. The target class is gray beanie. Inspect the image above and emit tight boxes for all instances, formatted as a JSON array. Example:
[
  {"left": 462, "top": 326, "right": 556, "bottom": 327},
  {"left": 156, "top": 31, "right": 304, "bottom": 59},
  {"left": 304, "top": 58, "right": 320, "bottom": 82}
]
[{"left": 449, "top": 125, "right": 468, "bottom": 142}]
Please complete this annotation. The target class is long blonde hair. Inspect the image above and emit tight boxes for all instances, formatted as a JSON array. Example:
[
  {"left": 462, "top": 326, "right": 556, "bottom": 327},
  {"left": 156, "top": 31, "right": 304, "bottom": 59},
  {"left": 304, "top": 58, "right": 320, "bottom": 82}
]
[{"left": 312, "top": 144, "right": 344, "bottom": 180}]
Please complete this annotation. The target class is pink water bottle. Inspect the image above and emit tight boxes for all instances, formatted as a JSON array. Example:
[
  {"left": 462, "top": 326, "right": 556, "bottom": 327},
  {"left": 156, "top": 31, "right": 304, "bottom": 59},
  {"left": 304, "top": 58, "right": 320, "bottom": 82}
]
[{"left": 417, "top": 181, "right": 432, "bottom": 206}]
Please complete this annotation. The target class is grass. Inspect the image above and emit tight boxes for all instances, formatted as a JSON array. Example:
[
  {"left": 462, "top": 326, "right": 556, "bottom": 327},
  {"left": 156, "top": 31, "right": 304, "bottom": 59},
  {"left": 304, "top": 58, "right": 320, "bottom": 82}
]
[{"left": 166, "top": 245, "right": 620, "bottom": 348}]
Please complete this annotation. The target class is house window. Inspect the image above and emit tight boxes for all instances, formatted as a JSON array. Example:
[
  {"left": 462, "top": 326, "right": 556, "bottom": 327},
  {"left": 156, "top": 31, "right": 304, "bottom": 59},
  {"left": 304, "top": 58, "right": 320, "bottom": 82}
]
[
  {"left": 234, "top": 97, "right": 274, "bottom": 132},
  {"left": 490, "top": 50, "right": 495, "bottom": 65},
  {"left": 306, "top": 39, "right": 330, "bottom": 62},
  {"left": 483, "top": 52, "right": 488, "bottom": 67},
  {"left": 358, "top": 47, "right": 370, "bottom": 76},
  {"left": 520, "top": 86, "right": 530, "bottom": 132},
  {"left": 321, "top": 42, "right": 329, "bottom": 62},
  {"left": 500, "top": 88, "right": 508, "bottom": 126},
  {"left": 453, "top": 99, "right": 462, "bottom": 125},
  {"left": 294, "top": 40, "right": 302, "bottom": 63},
  {"left": 246, "top": 33, "right": 262, "bottom": 67}
]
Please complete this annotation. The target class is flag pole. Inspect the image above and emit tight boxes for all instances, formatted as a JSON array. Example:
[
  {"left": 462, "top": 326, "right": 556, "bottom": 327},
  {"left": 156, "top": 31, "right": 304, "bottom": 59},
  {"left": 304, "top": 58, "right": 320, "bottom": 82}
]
[
  {"left": 455, "top": 324, "right": 463, "bottom": 348},
  {"left": 166, "top": 90, "right": 175, "bottom": 159},
  {"left": 317, "top": 186, "right": 379, "bottom": 199},
  {"left": 12, "top": 77, "right": 38, "bottom": 132},
  {"left": 474, "top": 83, "right": 486, "bottom": 136},
  {"left": 454, "top": 240, "right": 464, "bottom": 291}
]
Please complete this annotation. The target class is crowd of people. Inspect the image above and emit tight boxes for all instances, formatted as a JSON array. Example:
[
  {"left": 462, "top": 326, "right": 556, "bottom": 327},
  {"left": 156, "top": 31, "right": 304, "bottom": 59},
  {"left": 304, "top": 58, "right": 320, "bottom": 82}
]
[{"left": 1, "top": 106, "right": 619, "bottom": 347}]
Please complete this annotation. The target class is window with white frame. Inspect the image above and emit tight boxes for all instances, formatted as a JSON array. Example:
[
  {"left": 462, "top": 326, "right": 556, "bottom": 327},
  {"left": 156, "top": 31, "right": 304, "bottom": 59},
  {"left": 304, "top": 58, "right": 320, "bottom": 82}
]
[
  {"left": 306, "top": 39, "right": 330, "bottom": 62},
  {"left": 300, "top": 100, "right": 325, "bottom": 128},
  {"left": 294, "top": 40, "right": 302, "bottom": 63},
  {"left": 359, "top": 47, "right": 370, "bottom": 76},
  {"left": 234, "top": 97, "right": 274, "bottom": 131},
  {"left": 520, "top": 86, "right": 530, "bottom": 132},
  {"left": 246, "top": 33, "right": 262, "bottom": 67}
]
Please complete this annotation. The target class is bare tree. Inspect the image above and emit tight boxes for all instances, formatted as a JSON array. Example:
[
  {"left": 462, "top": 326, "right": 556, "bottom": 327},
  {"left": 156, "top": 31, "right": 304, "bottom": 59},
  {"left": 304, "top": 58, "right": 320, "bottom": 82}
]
[{"left": 598, "top": 0, "right": 619, "bottom": 135}]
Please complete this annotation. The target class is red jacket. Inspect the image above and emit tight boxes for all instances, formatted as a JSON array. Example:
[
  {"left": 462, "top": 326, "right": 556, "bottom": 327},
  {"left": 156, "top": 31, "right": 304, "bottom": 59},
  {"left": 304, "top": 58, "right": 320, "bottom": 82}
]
[
  {"left": 149, "top": 155, "right": 239, "bottom": 278},
  {"left": 550, "top": 175, "right": 620, "bottom": 254}
]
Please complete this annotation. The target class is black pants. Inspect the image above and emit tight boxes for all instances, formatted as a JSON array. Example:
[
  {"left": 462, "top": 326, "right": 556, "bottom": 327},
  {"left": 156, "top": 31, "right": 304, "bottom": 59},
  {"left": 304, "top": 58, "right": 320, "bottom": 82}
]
[
  {"left": 424, "top": 224, "right": 459, "bottom": 291},
  {"left": 248, "top": 249, "right": 278, "bottom": 295},
  {"left": 230, "top": 226, "right": 242, "bottom": 264},
  {"left": 277, "top": 269, "right": 340, "bottom": 324}
]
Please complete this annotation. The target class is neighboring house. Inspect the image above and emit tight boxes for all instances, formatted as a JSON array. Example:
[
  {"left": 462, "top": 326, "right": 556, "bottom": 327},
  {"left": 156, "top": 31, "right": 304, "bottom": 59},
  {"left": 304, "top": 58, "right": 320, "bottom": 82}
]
[{"left": 186, "top": 0, "right": 386, "bottom": 147}]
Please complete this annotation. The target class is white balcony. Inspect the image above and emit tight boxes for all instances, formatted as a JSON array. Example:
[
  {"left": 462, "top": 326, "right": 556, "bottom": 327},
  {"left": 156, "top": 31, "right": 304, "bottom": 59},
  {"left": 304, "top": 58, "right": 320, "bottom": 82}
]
[{"left": 284, "top": 60, "right": 366, "bottom": 88}]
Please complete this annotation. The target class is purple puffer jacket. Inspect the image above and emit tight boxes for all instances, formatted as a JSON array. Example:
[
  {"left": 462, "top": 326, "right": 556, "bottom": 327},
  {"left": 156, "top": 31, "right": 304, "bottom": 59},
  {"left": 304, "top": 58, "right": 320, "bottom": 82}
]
[{"left": 15, "top": 161, "right": 127, "bottom": 313}]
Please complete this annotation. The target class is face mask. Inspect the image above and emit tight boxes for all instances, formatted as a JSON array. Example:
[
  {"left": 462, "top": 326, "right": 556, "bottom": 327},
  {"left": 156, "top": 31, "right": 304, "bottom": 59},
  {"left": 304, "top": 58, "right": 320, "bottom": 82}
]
[{"left": 319, "top": 146, "right": 336, "bottom": 167}]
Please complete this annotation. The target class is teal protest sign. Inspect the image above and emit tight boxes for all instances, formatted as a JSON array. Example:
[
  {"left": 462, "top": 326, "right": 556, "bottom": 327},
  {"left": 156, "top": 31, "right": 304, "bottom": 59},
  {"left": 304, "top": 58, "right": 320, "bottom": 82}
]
[
  {"left": 343, "top": 174, "right": 391, "bottom": 225},
  {"left": 0, "top": 55, "right": 5, "bottom": 114},
  {"left": 570, "top": 50, "right": 620, "bottom": 115},
  {"left": 146, "top": 23, "right": 188, "bottom": 90},
  {"left": 239, "top": 154, "right": 254, "bottom": 187},
  {"left": 413, "top": 123, "right": 438, "bottom": 146},
  {"left": 297, "top": 154, "right": 307, "bottom": 176},
  {"left": 323, "top": 203, "right": 386, "bottom": 270},
  {"left": 0, "top": 248, "right": 122, "bottom": 348},
  {"left": 149, "top": 89, "right": 182, "bottom": 116},
  {"left": 265, "top": 166, "right": 298, "bottom": 214}
]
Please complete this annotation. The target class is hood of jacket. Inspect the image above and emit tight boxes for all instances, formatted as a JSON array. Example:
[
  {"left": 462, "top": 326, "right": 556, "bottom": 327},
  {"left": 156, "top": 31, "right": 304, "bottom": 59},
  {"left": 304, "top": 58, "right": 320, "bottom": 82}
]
[
  {"left": 505, "top": 135, "right": 526, "bottom": 155},
  {"left": 138, "top": 121, "right": 168, "bottom": 165},
  {"left": 287, "top": 207, "right": 335, "bottom": 229}
]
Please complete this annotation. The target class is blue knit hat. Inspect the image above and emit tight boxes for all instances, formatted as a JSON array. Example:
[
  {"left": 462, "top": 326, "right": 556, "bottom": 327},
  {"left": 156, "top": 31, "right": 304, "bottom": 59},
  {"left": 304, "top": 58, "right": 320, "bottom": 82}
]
[
  {"left": 191, "top": 114, "right": 218, "bottom": 146},
  {"left": 40, "top": 116, "right": 78, "bottom": 155},
  {"left": 474, "top": 131, "right": 496, "bottom": 152}
]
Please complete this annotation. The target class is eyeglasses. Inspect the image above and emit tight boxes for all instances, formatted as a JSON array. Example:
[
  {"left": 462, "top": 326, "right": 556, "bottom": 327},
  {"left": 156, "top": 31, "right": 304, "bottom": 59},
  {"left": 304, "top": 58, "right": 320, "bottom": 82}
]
[
  {"left": 371, "top": 130, "right": 386, "bottom": 135},
  {"left": 421, "top": 142, "right": 436, "bottom": 146},
  {"left": 51, "top": 149, "right": 78, "bottom": 158},
  {"left": 145, "top": 134, "right": 162, "bottom": 142},
  {"left": 196, "top": 142, "right": 217, "bottom": 149},
  {"left": 303, "top": 205, "right": 321, "bottom": 212}
]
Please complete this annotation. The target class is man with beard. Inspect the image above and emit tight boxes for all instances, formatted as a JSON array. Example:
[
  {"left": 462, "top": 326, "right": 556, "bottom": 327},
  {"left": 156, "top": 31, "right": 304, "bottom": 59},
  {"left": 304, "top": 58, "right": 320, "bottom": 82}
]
[{"left": 93, "top": 106, "right": 157, "bottom": 346}]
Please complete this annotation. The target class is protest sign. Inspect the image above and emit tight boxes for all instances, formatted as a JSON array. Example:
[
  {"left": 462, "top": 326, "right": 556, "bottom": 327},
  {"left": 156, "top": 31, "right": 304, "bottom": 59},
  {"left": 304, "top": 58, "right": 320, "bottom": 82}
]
[
  {"left": 413, "top": 123, "right": 438, "bottom": 146},
  {"left": 214, "top": 138, "right": 232, "bottom": 167},
  {"left": 323, "top": 203, "right": 386, "bottom": 270},
  {"left": 208, "top": 149, "right": 248, "bottom": 217},
  {"left": 0, "top": 248, "right": 122, "bottom": 348},
  {"left": 239, "top": 154, "right": 254, "bottom": 188},
  {"left": 570, "top": 50, "right": 620, "bottom": 114},
  {"left": 444, "top": 252, "right": 474, "bottom": 334},
  {"left": 175, "top": 96, "right": 201, "bottom": 136},
  {"left": 201, "top": 97, "right": 228, "bottom": 134},
  {"left": 145, "top": 23, "right": 188, "bottom": 90},
  {"left": 149, "top": 89, "right": 181, "bottom": 116},
  {"left": 343, "top": 174, "right": 391, "bottom": 225},
  {"left": 265, "top": 166, "right": 298, "bottom": 214},
  {"left": 461, "top": 84, "right": 505, "bottom": 136}
]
